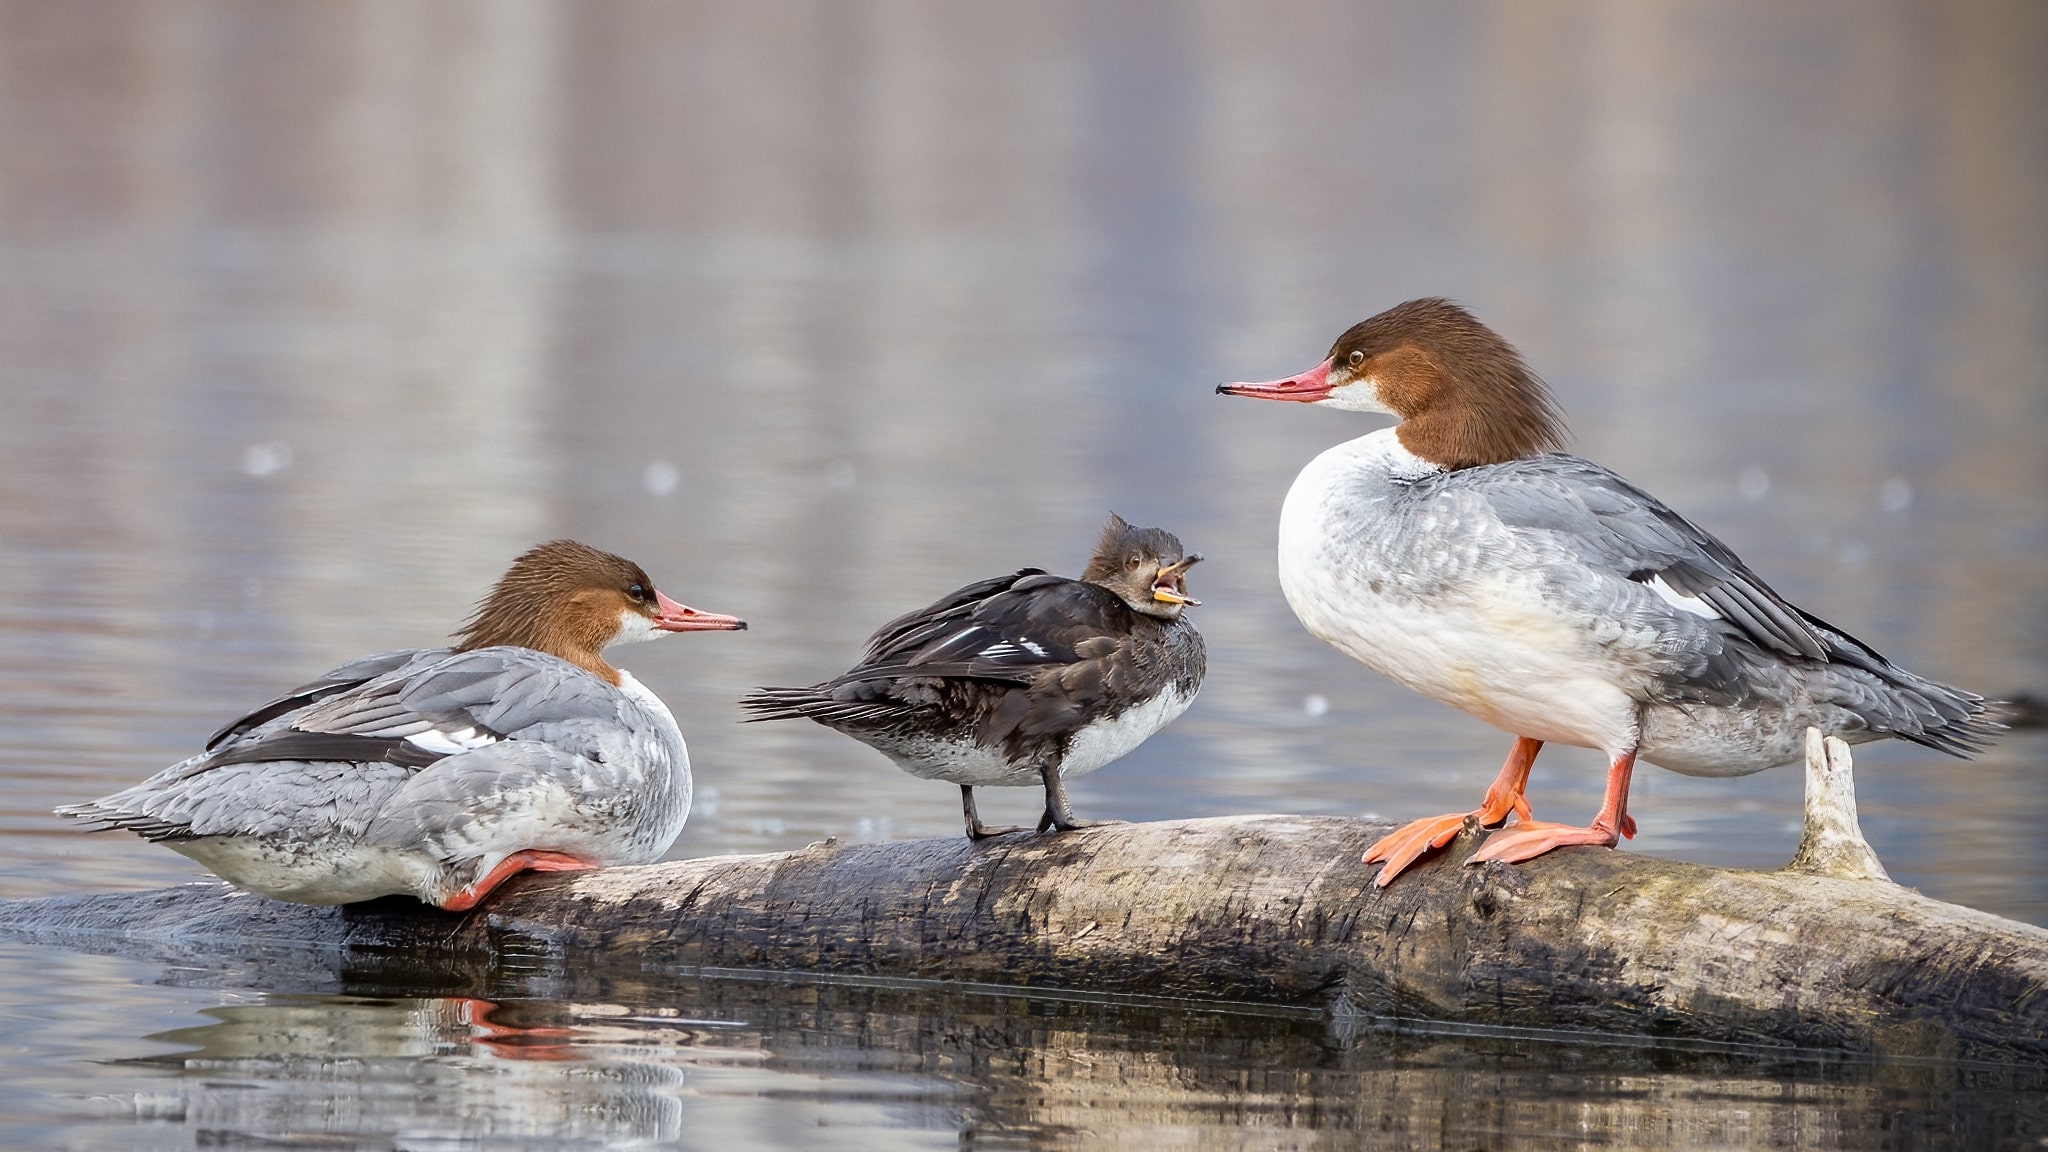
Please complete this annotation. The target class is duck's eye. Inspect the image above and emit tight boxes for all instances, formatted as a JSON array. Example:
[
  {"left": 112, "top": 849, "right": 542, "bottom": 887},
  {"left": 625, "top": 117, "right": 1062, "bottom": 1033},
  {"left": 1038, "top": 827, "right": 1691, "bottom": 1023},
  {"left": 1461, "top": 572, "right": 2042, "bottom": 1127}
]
[
  {"left": 626, "top": 583, "right": 647, "bottom": 602},
  {"left": 1348, "top": 349, "right": 1365, "bottom": 368}
]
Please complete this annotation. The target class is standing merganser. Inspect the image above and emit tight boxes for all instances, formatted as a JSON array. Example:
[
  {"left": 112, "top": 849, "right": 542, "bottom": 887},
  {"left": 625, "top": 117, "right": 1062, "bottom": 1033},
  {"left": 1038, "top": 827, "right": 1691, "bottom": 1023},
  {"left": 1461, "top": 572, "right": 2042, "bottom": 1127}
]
[
  {"left": 1219, "top": 298, "right": 1994, "bottom": 886},
  {"left": 58, "top": 540, "right": 746, "bottom": 909},
  {"left": 740, "top": 514, "right": 1205, "bottom": 838}
]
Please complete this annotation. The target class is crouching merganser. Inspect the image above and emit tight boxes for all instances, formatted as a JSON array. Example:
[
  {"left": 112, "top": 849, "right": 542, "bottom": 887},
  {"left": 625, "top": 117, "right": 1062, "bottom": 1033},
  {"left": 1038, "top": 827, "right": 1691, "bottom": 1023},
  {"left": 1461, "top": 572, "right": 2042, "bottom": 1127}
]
[
  {"left": 58, "top": 540, "right": 746, "bottom": 909},
  {"left": 741, "top": 514, "right": 1205, "bottom": 838},
  {"left": 1220, "top": 298, "right": 1994, "bottom": 886}
]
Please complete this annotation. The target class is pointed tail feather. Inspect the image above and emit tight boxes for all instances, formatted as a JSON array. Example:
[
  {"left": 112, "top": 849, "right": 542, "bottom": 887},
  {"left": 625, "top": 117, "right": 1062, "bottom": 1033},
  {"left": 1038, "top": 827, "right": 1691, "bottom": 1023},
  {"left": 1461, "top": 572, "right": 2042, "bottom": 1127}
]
[
  {"left": 53, "top": 800, "right": 196, "bottom": 841},
  {"left": 739, "top": 686, "right": 903, "bottom": 727}
]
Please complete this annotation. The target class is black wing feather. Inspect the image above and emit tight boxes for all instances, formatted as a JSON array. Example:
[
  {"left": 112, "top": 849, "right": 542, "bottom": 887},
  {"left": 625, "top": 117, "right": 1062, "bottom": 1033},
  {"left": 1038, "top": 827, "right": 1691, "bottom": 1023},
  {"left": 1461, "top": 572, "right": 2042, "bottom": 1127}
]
[
  {"left": 204, "top": 649, "right": 429, "bottom": 750},
  {"left": 206, "top": 731, "right": 450, "bottom": 770},
  {"left": 854, "top": 570, "right": 1047, "bottom": 664},
  {"left": 740, "top": 570, "right": 1140, "bottom": 725},
  {"left": 840, "top": 575, "right": 1127, "bottom": 684}
]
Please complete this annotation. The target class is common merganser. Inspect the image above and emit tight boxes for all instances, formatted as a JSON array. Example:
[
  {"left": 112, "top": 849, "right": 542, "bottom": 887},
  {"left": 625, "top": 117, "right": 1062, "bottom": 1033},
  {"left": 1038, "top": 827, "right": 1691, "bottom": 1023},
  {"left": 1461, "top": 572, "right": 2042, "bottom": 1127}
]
[
  {"left": 1219, "top": 298, "right": 1994, "bottom": 886},
  {"left": 58, "top": 540, "right": 746, "bottom": 909},
  {"left": 741, "top": 514, "right": 1205, "bottom": 838}
]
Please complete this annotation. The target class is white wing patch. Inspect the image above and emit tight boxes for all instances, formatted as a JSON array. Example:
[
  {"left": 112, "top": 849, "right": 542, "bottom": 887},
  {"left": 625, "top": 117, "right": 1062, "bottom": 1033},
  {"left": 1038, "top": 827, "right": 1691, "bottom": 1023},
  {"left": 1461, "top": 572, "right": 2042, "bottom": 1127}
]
[
  {"left": 402, "top": 726, "right": 501, "bottom": 757},
  {"left": 977, "top": 638, "right": 1050, "bottom": 661},
  {"left": 1643, "top": 575, "right": 1723, "bottom": 620}
]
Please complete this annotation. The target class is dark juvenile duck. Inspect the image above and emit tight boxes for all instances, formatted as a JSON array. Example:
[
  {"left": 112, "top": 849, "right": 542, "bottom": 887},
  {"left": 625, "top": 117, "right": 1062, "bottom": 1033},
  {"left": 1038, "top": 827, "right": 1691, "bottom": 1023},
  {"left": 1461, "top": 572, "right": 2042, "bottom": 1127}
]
[
  {"left": 59, "top": 540, "right": 746, "bottom": 909},
  {"left": 742, "top": 514, "right": 1206, "bottom": 838}
]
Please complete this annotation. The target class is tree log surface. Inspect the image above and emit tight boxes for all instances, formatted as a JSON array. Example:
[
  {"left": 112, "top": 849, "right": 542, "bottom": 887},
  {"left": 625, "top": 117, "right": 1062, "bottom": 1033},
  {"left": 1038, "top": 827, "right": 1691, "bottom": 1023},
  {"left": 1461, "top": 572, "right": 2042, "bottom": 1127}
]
[{"left": 3, "top": 815, "right": 2044, "bottom": 1064}]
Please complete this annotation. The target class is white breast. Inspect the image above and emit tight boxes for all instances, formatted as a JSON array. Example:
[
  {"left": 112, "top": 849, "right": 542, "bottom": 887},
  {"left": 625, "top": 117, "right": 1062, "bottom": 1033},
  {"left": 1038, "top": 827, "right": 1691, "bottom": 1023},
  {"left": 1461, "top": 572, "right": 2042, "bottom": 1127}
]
[
  {"left": 615, "top": 669, "right": 692, "bottom": 828},
  {"left": 1059, "top": 683, "right": 1197, "bottom": 780},
  {"left": 616, "top": 670, "right": 683, "bottom": 744},
  {"left": 1275, "top": 431, "right": 1641, "bottom": 756}
]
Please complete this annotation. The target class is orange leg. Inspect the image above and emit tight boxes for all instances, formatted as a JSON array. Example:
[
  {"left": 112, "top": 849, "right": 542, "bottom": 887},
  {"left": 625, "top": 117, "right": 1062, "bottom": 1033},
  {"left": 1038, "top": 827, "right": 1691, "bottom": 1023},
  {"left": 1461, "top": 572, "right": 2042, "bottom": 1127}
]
[
  {"left": 1364, "top": 737, "right": 1543, "bottom": 888},
  {"left": 440, "top": 849, "right": 597, "bottom": 912},
  {"left": 1470, "top": 744, "right": 1638, "bottom": 867}
]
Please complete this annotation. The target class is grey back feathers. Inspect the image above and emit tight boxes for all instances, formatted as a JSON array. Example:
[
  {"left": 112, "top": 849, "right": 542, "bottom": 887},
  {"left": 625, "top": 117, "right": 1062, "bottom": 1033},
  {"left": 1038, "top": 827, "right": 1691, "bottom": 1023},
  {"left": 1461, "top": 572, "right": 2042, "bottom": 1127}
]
[
  {"left": 1425, "top": 453, "right": 1992, "bottom": 755},
  {"left": 58, "top": 645, "right": 687, "bottom": 847}
]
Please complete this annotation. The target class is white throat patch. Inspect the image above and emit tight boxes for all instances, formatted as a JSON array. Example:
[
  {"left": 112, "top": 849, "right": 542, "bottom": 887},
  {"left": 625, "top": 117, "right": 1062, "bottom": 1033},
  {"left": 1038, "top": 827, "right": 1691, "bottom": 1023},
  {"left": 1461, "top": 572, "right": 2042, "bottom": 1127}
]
[
  {"left": 608, "top": 608, "right": 660, "bottom": 647},
  {"left": 1319, "top": 374, "right": 1397, "bottom": 415}
]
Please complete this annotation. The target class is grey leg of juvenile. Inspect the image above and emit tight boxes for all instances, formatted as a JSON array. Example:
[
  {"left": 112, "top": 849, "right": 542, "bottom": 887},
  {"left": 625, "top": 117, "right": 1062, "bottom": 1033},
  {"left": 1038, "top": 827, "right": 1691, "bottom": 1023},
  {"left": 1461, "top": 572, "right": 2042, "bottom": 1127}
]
[
  {"left": 1036, "top": 763, "right": 1118, "bottom": 832},
  {"left": 961, "top": 785, "right": 1022, "bottom": 840}
]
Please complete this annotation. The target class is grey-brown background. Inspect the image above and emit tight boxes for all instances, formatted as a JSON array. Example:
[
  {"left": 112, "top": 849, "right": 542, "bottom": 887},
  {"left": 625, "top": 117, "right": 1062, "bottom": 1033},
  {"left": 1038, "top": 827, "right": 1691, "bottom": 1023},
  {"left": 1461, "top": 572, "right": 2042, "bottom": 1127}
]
[{"left": 2, "top": 2, "right": 2044, "bottom": 1148}]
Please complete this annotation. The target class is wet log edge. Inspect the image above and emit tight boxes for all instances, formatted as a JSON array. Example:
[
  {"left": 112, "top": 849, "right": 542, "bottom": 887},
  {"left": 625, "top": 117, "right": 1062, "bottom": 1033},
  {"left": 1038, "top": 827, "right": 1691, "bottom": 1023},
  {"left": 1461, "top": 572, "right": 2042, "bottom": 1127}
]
[{"left": 4, "top": 810, "right": 2046, "bottom": 1066}]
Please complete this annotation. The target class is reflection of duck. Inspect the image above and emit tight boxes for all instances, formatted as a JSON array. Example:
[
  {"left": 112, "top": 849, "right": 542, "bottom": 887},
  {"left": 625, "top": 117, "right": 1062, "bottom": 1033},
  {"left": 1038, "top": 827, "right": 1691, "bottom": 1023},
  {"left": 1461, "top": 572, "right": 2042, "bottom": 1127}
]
[
  {"left": 136, "top": 996, "right": 693, "bottom": 1145},
  {"left": 59, "top": 541, "right": 745, "bottom": 909},
  {"left": 1222, "top": 299, "right": 1995, "bottom": 886},
  {"left": 742, "top": 515, "right": 1206, "bottom": 838}
]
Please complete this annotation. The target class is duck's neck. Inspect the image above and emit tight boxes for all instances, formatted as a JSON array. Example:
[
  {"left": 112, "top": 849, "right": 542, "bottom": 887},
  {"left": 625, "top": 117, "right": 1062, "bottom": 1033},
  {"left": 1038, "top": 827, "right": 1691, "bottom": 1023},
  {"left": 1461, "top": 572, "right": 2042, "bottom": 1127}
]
[
  {"left": 1356, "top": 426, "right": 1446, "bottom": 483},
  {"left": 457, "top": 604, "right": 622, "bottom": 685}
]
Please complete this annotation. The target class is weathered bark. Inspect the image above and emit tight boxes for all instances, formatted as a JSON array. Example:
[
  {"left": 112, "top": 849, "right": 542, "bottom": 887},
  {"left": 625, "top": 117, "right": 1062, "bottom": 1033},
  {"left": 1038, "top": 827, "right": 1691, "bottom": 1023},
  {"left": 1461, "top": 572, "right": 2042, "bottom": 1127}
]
[{"left": 5, "top": 802, "right": 2046, "bottom": 1065}]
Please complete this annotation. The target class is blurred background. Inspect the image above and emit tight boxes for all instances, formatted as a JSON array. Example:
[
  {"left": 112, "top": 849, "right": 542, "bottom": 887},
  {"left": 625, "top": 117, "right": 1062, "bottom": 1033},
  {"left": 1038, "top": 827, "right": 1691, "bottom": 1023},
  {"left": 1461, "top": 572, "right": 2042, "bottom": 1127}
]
[{"left": 0, "top": 2, "right": 2044, "bottom": 1147}]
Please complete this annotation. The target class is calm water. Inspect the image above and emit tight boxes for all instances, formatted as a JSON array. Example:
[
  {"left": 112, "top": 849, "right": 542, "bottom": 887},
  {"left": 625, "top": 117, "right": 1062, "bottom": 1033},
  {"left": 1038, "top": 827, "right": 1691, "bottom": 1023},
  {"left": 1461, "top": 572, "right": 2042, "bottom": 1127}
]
[{"left": 2, "top": 1, "right": 2045, "bottom": 1147}]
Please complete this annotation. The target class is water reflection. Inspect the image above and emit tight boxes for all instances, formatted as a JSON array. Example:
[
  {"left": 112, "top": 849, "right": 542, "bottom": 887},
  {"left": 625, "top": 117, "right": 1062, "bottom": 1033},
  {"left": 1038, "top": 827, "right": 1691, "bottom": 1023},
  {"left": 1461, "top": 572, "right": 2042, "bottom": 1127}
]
[{"left": 12, "top": 945, "right": 2038, "bottom": 1151}]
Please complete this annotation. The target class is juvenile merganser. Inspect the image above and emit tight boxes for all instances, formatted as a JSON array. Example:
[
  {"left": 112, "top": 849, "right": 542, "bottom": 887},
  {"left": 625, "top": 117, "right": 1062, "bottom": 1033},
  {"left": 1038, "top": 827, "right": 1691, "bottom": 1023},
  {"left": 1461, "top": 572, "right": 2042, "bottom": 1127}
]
[
  {"left": 740, "top": 514, "right": 1205, "bottom": 838},
  {"left": 1219, "top": 298, "right": 1994, "bottom": 886},
  {"left": 58, "top": 540, "right": 746, "bottom": 909}
]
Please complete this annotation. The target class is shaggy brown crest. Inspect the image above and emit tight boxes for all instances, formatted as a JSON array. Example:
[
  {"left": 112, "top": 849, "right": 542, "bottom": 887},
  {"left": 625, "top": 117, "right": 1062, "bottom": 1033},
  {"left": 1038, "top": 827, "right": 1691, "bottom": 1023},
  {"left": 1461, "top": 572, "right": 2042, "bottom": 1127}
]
[
  {"left": 1333, "top": 297, "right": 1569, "bottom": 469},
  {"left": 454, "top": 539, "right": 656, "bottom": 684},
  {"left": 1079, "top": 514, "right": 1184, "bottom": 582},
  {"left": 1079, "top": 513, "right": 1199, "bottom": 620}
]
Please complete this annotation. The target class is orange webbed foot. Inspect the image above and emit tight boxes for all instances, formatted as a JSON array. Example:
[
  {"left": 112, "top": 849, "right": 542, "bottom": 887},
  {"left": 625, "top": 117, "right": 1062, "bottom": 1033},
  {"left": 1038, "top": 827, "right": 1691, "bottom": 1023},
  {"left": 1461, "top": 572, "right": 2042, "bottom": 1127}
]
[
  {"left": 1469, "top": 820, "right": 1621, "bottom": 866},
  {"left": 1363, "top": 813, "right": 1471, "bottom": 887},
  {"left": 1367, "top": 736, "right": 1547, "bottom": 888},
  {"left": 440, "top": 850, "right": 597, "bottom": 912}
]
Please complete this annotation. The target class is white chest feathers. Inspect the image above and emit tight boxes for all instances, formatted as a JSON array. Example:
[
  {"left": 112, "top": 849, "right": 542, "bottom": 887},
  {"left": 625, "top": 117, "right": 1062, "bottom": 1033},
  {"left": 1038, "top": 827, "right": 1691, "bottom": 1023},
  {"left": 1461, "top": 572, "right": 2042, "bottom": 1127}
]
[
  {"left": 616, "top": 670, "right": 681, "bottom": 738},
  {"left": 615, "top": 668, "right": 691, "bottom": 807},
  {"left": 1276, "top": 429, "right": 1435, "bottom": 661},
  {"left": 1060, "top": 682, "right": 1196, "bottom": 779}
]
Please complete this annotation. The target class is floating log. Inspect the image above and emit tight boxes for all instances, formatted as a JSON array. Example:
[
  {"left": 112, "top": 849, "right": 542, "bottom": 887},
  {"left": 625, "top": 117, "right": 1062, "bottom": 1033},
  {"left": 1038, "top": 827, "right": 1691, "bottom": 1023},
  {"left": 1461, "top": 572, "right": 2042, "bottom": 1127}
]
[{"left": 4, "top": 734, "right": 2044, "bottom": 1065}]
